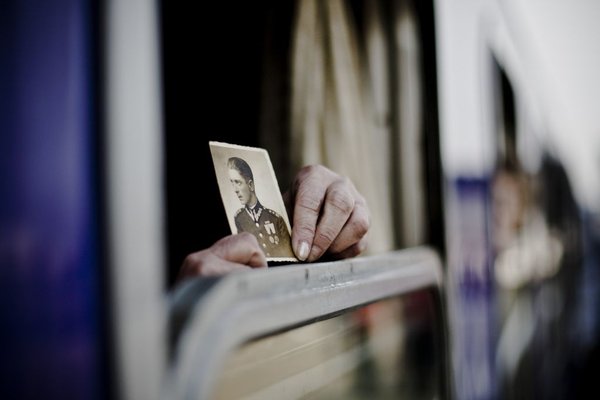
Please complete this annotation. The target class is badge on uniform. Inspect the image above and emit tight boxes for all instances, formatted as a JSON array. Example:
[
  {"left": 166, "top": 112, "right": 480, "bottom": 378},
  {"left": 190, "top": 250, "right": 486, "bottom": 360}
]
[
  {"left": 268, "top": 234, "right": 280, "bottom": 245},
  {"left": 265, "top": 221, "right": 276, "bottom": 235}
]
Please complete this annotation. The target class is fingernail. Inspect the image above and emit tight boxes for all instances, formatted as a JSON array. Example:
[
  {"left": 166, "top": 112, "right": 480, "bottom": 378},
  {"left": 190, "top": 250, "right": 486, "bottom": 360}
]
[{"left": 297, "top": 241, "right": 310, "bottom": 261}]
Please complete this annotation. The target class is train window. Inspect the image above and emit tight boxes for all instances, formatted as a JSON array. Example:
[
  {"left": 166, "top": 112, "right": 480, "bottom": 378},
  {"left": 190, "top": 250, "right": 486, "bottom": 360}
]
[
  {"left": 259, "top": 0, "right": 444, "bottom": 253},
  {"left": 161, "top": 2, "right": 447, "bottom": 394},
  {"left": 161, "top": 0, "right": 444, "bottom": 286},
  {"left": 210, "top": 290, "right": 443, "bottom": 399}
]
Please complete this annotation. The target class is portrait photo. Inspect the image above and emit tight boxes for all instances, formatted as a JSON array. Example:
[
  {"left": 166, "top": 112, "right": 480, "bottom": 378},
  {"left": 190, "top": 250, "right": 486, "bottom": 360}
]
[{"left": 209, "top": 141, "right": 297, "bottom": 261}]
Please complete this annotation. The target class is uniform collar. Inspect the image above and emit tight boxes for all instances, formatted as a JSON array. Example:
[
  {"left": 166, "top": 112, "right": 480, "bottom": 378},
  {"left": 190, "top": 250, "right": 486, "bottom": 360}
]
[
  {"left": 245, "top": 201, "right": 263, "bottom": 222},
  {"left": 246, "top": 200, "right": 263, "bottom": 213}
]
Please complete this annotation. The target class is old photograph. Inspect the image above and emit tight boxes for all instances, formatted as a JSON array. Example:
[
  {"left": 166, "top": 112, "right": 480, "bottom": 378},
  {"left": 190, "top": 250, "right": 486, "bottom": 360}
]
[{"left": 209, "top": 141, "right": 297, "bottom": 261}]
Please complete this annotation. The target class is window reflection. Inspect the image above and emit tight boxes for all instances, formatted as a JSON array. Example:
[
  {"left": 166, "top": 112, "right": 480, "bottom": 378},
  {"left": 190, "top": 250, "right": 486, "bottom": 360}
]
[{"left": 212, "top": 290, "right": 442, "bottom": 399}]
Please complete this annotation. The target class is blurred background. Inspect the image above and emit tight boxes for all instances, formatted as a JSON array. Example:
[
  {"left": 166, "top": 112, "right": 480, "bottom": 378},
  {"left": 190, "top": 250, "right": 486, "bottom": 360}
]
[{"left": 1, "top": 0, "right": 598, "bottom": 399}]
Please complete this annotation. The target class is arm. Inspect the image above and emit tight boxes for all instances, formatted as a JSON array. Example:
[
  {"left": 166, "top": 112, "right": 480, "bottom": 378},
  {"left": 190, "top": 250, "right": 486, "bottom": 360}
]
[{"left": 286, "top": 165, "right": 370, "bottom": 261}]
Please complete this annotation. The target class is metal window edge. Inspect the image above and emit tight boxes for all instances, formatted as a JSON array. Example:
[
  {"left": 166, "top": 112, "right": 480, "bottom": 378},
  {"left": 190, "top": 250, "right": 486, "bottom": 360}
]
[{"left": 166, "top": 246, "right": 443, "bottom": 399}]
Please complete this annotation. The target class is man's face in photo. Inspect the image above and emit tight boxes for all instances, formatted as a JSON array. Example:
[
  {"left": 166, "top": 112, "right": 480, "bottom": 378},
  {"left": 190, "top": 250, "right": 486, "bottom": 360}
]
[{"left": 228, "top": 168, "right": 254, "bottom": 206}]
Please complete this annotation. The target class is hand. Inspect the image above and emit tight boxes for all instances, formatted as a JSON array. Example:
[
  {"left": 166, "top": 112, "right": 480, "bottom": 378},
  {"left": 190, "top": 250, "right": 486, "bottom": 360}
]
[
  {"left": 177, "top": 233, "right": 267, "bottom": 281},
  {"left": 286, "top": 165, "right": 370, "bottom": 262}
]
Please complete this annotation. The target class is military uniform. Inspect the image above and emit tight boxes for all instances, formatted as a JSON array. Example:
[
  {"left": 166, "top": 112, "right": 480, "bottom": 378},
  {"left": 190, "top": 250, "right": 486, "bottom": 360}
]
[{"left": 234, "top": 201, "right": 293, "bottom": 258}]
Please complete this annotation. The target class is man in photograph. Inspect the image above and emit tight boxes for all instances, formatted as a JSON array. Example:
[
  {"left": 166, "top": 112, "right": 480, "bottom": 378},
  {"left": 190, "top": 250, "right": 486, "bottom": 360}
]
[{"left": 227, "top": 157, "right": 292, "bottom": 258}]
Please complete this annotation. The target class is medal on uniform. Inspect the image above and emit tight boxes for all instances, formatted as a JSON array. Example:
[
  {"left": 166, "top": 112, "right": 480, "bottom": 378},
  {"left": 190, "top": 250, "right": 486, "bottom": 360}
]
[{"left": 265, "top": 221, "right": 275, "bottom": 235}]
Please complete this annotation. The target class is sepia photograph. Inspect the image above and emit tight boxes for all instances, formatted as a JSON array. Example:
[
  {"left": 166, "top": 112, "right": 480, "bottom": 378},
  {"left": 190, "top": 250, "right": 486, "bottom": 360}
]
[{"left": 209, "top": 141, "right": 297, "bottom": 261}]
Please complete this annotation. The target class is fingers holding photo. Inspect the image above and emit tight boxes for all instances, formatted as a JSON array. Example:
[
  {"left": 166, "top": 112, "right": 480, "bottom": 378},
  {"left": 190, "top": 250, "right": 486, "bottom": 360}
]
[
  {"left": 289, "top": 165, "right": 370, "bottom": 261},
  {"left": 177, "top": 233, "right": 267, "bottom": 281}
]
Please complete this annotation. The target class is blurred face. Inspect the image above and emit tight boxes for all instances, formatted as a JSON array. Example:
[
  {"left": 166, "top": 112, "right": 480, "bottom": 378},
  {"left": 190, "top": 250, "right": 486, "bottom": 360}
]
[
  {"left": 492, "top": 171, "right": 525, "bottom": 251},
  {"left": 229, "top": 168, "right": 255, "bottom": 206}
]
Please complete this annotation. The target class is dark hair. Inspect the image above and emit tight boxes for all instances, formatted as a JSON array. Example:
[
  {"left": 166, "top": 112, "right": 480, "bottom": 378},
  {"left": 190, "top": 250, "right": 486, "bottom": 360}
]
[{"left": 227, "top": 157, "right": 253, "bottom": 182}]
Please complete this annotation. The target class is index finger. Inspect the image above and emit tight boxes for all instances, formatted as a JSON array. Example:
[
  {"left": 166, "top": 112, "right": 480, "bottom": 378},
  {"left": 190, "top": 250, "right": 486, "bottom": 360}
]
[
  {"left": 307, "top": 179, "right": 355, "bottom": 261},
  {"left": 292, "top": 179, "right": 328, "bottom": 261}
]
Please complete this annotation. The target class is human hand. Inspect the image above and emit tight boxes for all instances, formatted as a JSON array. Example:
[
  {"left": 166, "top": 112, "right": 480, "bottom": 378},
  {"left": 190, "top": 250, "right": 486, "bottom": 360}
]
[
  {"left": 177, "top": 233, "right": 267, "bottom": 281},
  {"left": 286, "top": 165, "right": 370, "bottom": 262}
]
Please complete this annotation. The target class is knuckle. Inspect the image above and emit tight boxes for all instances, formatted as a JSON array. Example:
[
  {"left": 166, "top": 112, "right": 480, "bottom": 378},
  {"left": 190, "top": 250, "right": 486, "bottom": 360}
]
[
  {"left": 296, "top": 224, "right": 316, "bottom": 238},
  {"left": 250, "top": 246, "right": 263, "bottom": 259},
  {"left": 328, "top": 188, "right": 354, "bottom": 214},
  {"left": 214, "top": 235, "right": 231, "bottom": 247},
  {"left": 303, "top": 164, "right": 327, "bottom": 176},
  {"left": 185, "top": 253, "right": 208, "bottom": 276},
  {"left": 297, "top": 164, "right": 333, "bottom": 183},
  {"left": 351, "top": 216, "right": 370, "bottom": 238},
  {"left": 296, "top": 190, "right": 322, "bottom": 213},
  {"left": 295, "top": 165, "right": 317, "bottom": 186},
  {"left": 184, "top": 252, "right": 201, "bottom": 266},
  {"left": 183, "top": 253, "right": 195, "bottom": 266},
  {"left": 339, "top": 175, "right": 352, "bottom": 187},
  {"left": 302, "top": 164, "right": 320, "bottom": 175},
  {"left": 315, "top": 228, "right": 337, "bottom": 246},
  {"left": 238, "top": 232, "right": 258, "bottom": 245},
  {"left": 253, "top": 251, "right": 266, "bottom": 263}
]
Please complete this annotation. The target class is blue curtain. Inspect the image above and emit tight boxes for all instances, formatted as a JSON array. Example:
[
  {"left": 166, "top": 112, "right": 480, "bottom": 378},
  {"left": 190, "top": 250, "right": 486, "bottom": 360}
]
[{"left": 0, "top": 1, "right": 104, "bottom": 399}]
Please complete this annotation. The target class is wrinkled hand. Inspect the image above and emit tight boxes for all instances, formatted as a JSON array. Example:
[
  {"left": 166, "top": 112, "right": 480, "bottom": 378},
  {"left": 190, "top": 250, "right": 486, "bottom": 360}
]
[
  {"left": 177, "top": 233, "right": 267, "bottom": 282},
  {"left": 286, "top": 165, "right": 370, "bottom": 262}
]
